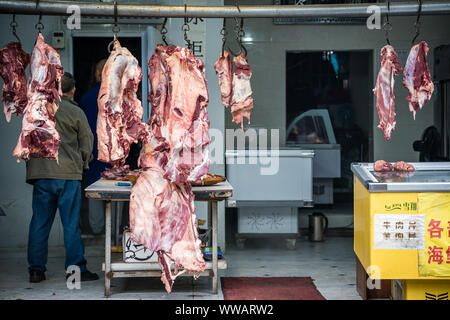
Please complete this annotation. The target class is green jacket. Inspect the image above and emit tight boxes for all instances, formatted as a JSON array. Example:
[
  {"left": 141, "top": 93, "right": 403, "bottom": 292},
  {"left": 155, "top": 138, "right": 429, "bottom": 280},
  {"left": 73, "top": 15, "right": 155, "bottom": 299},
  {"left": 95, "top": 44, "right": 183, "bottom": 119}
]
[{"left": 26, "top": 97, "right": 94, "bottom": 184}]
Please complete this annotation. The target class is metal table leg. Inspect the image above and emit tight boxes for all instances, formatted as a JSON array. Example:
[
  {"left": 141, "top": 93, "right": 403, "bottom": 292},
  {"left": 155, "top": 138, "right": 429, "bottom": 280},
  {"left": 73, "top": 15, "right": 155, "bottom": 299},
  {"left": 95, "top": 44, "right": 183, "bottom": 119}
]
[
  {"left": 207, "top": 201, "right": 212, "bottom": 247},
  {"left": 105, "top": 200, "right": 112, "bottom": 297},
  {"left": 114, "top": 201, "right": 120, "bottom": 246},
  {"left": 212, "top": 200, "right": 218, "bottom": 294}
]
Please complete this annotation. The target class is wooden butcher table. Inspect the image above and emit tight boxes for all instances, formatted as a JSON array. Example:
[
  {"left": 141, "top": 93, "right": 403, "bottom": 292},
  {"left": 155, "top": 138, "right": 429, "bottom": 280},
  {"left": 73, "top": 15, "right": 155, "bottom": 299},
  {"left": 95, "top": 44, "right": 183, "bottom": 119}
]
[{"left": 85, "top": 178, "right": 233, "bottom": 297}]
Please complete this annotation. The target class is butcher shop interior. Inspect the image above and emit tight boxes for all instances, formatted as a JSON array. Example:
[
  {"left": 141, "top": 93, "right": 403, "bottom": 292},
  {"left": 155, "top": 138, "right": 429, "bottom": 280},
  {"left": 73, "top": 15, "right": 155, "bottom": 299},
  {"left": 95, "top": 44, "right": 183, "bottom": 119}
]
[{"left": 0, "top": 0, "right": 450, "bottom": 304}]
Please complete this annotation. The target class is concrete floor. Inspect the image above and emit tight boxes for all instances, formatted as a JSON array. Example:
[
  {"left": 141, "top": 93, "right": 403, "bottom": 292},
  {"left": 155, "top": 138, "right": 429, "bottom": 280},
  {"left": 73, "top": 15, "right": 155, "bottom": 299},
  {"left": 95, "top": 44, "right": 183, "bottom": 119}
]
[{"left": 0, "top": 236, "right": 361, "bottom": 300}]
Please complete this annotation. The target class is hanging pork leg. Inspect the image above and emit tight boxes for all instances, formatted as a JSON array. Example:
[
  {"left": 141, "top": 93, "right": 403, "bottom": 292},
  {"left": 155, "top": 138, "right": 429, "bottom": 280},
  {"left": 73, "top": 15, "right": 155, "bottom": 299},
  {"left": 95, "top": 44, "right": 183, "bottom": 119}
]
[
  {"left": 230, "top": 53, "right": 254, "bottom": 129},
  {"left": 214, "top": 50, "right": 233, "bottom": 108},
  {"left": 403, "top": 41, "right": 434, "bottom": 120},
  {"left": 373, "top": 45, "right": 402, "bottom": 141}
]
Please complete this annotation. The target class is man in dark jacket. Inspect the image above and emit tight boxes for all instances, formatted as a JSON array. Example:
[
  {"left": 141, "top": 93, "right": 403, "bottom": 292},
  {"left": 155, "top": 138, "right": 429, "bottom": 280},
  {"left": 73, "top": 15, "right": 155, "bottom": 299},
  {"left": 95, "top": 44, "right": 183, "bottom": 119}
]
[
  {"left": 26, "top": 72, "right": 99, "bottom": 283},
  {"left": 80, "top": 59, "right": 109, "bottom": 187}
]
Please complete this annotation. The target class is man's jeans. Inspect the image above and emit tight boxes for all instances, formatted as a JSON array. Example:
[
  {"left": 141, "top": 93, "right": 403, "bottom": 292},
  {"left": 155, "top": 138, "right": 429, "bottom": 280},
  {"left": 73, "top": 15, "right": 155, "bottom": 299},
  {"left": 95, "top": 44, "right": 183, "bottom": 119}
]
[{"left": 28, "top": 179, "right": 87, "bottom": 273}]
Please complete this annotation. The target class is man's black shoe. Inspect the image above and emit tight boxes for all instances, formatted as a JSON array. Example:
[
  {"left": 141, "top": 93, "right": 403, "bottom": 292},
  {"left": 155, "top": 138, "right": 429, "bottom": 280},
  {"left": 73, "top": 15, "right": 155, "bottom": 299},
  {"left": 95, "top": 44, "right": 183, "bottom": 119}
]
[
  {"left": 81, "top": 270, "right": 99, "bottom": 281},
  {"left": 29, "top": 270, "right": 46, "bottom": 283},
  {"left": 66, "top": 269, "right": 99, "bottom": 282}
]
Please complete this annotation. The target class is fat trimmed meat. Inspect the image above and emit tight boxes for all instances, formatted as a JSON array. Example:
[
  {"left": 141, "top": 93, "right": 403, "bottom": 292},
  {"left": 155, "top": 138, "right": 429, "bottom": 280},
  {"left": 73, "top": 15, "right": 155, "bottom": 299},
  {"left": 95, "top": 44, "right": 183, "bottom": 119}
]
[
  {"left": 403, "top": 41, "right": 434, "bottom": 120},
  {"left": 97, "top": 38, "right": 148, "bottom": 170},
  {"left": 373, "top": 45, "right": 402, "bottom": 140},
  {"left": 0, "top": 42, "right": 30, "bottom": 122},
  {"left": 230, "top": 53, "right": 254, "bottom": 129},
  {"left": 214, "top": 50, "right": 233, "bottom": 107},
  {"left": 12, "top": 33, "right": 63, "bottom": 162}
]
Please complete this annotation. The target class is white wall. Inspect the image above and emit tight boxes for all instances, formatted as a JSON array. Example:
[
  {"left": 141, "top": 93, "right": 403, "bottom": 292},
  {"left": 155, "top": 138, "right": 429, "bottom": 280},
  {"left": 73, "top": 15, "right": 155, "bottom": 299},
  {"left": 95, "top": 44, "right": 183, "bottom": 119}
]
[{"left": 0, "top": 0, "right": 226, "bottom": 250}]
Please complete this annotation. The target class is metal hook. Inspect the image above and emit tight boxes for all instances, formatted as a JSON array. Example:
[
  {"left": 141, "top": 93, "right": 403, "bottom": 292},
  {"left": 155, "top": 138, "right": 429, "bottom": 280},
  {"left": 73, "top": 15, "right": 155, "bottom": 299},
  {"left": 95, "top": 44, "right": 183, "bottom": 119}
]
[
  {"left": 220, "top": 18, "right": 227, "bottom": 57},
  {"left": 35, "top": 12, "right": 44, "bottom": 33},
  {"left": 412, "top": 0, "right": 422, "bottom": 45},
  {"left": 382, "top": 0, "right": 392, "bottom": 45},
  {"left": 229, "top": 3, "right": 247, "bottom": 57},
  {"left": 160, "top": 17, "right": 168, "bottom": 46},
  {"left": 112, "top": 1, "right": 120, "bottom": 37},
  {"left": 10, "top": 14, "right": 21, "bottom": 43},
  {"left": 182, "top": 4, "right": 191, "bottom": 50},
  {"left": 107, "top": 36, "right": 117, "bottom": 53}
]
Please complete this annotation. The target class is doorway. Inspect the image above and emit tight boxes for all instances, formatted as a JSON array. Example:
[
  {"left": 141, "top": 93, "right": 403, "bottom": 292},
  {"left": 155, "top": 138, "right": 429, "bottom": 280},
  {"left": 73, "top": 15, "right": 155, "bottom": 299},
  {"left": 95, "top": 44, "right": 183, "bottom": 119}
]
[
  {"left": 72, "top": 36, "right": 142, "bottom": 104},
  {"left": 72, "top": 36, "right": 142, "bottom": 235},
  {"left": 286, "top": 50, "right": 373, "bottom": 202}
]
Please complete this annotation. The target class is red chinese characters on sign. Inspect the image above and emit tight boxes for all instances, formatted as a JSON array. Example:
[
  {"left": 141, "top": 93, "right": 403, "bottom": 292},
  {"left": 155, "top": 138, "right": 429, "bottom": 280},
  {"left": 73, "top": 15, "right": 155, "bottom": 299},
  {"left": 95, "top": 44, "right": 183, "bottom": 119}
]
[
  {"left": 448, "top": 221, "right": 450, "bottom": 238},
  {"left": 427, "top": 246, "right": 444, "bottom": 264},
  {"left": 426, "top": 219, "right": 450, "bottom": 265},
  {"left": 447, "top": 247, "right": 450, "bottom": 264},
  {"left": 427, "top": 246, "right": 450, "bottom": 265},
  {"left": 427, "top": 219, "right": 444, "bottom": 239}
]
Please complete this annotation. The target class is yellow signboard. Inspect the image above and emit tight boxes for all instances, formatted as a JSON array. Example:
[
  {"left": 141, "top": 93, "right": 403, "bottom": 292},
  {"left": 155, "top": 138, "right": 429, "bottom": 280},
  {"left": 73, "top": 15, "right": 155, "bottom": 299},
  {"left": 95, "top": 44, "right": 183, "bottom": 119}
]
[{"left": 418, "top": 193, "right": 450, "bottom": 277}]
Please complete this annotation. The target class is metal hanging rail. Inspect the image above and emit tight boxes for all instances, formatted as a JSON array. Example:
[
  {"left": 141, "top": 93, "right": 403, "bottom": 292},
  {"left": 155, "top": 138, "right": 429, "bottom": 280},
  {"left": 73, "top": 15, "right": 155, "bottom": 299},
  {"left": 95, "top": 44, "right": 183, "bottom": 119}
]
[{"left": 0, "top": 1, "right": 449, "bottom": 18}]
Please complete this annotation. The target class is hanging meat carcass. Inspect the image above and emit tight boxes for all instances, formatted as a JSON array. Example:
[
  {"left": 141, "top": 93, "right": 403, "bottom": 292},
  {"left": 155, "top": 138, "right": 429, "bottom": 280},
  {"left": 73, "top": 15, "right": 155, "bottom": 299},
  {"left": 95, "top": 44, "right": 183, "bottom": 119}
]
[
  {"left": 131, "top": 44, "right": 210, "bottom": 293},
  {"left": 214, "top": 50, "right": 233, "bottom": 107},
  {"left": 0, "top": 42, "right": 30, "bottom": 122},
  {"left": 139, "top": 44, "right": 210, "bottom": 183},
  {"left": 373, "top": 45, "right": 402, "bottom": 141},
  {"left": 12, "top": 33, "right": 63, "bottom": 162},
  {"left": 229, "top": 53, "right": 254, "bottom": 130},
  {"left": 129, "top": 168, "right": 205, "bottom": 293},
  {"left": 97, "top": 38, "right": 149, "bottom": 171},
  {"left": 403, "top": 41, "right": 434, "bottom": 120}
]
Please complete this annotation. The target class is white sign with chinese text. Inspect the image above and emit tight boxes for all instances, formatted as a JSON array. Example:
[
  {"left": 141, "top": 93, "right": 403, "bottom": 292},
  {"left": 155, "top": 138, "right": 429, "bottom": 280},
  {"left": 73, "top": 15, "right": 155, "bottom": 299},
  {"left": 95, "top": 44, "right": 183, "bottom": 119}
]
[
  {"left": 181, "top": 0, "right": 207, "bottom": 62},
  {"left": 184, "top": 17, "right": 206, "bottom": 62},
  {"left": 373, "top": 214, "right": 425, "bottom": 250}
]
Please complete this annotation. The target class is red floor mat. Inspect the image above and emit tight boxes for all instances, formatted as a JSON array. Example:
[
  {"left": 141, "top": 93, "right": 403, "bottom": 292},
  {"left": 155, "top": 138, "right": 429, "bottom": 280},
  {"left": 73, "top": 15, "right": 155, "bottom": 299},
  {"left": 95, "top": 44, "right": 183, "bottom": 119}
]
[{"left": 221, "top": 277, "right": 326, "bottom": 300}]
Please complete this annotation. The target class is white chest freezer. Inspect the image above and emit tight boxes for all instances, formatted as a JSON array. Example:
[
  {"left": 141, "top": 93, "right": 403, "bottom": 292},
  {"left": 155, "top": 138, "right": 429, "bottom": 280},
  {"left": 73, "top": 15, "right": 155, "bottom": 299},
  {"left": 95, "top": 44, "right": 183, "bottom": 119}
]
[
  {"left": 225, "top": 149, "right": 314, "bottom": 247},
  {"left": 225, "top": 149, "right": 314, "bottom": 207}
]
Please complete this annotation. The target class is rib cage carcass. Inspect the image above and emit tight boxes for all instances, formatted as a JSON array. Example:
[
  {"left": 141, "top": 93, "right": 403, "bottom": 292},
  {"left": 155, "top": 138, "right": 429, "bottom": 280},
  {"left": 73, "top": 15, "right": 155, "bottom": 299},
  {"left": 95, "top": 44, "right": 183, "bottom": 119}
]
[{"left": 12, "top": 33, "right": 63, "bottom": 162}]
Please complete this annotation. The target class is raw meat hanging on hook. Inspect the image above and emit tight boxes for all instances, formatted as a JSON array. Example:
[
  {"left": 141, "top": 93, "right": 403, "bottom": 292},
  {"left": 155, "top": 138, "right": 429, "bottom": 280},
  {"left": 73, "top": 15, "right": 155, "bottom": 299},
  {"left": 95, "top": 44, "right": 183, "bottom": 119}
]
[
  {"left": 230, "top": 52, "right": 254, "bottom": 130},
  {"left": 215, "top": 14, "right": 254, "bottom": 130},
  {"left": 373, "top": 45, "right": 402, "bottom": 140},
  {"left": 131, "top": 44, "right": 210, "bottom": 293},
  {"left": 214, "top": 50, "right": 233, "bottom": 108},
  {"left": 215, "top": 51, "right": 254, "bottom": 130},
  {"left": 12, "top": 33, "right": 63, "bottom": 162},
  {"left": 129, "top": 168, "right": 205, "bottom": 294},
  {"left": 0, "top": 42, "right": 30, "bottom": 122},
  {"left": 403, "top": 41, "right": 434, "bottom": 120},
  {"left": 96, "top": 38, "right": 148, "bottom": 171},
  {"left": 139, "top": 44, "right": 210, "bottom": 184}
]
